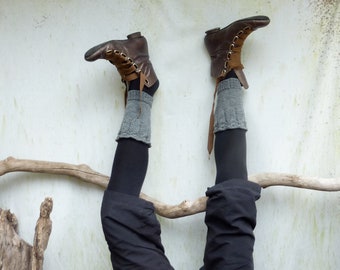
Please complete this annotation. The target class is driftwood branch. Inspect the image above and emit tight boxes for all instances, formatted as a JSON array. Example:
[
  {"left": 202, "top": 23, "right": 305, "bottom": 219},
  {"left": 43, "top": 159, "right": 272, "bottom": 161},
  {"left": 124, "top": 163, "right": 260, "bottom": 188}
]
[
  {"left": 32, "top": 198, "right": 53, "bottom": 270},
  {"left": 0, "top": 197, "right": 53, "bottom": 270},
  {"left": 0, "top": 157, "right": 339, "bottom": 219}
]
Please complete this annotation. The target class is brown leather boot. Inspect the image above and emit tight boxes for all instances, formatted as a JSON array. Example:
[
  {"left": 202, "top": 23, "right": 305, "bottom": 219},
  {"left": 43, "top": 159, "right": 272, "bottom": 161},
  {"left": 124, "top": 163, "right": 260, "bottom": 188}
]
[
  {"left": 84, "top": 32, "right": 158, "bottom": 91},
  {"left": 205, "top": 15, "right": 270, "bottom": 89},
  {"left": 205, "top": 16, "right": 270, "bottom": 154}
]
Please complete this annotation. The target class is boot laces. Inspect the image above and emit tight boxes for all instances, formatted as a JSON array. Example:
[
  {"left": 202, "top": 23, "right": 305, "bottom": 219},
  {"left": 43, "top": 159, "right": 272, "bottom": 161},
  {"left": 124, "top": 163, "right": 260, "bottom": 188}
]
[
  {"left": 105, "top": 49, "right": 148, "bottom": 90},
  {"left": 221, "top": 25, "right": 252, "bottom": 76},
  {"left": 106, "top": 49, "right": 148, "bottom": 110}
]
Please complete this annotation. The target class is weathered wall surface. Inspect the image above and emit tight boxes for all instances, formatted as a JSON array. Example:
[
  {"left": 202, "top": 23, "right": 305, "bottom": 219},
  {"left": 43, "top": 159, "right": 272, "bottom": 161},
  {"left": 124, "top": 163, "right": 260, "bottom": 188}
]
[{"left": 0, "top": 0, "right": 339, "bottom": 269}]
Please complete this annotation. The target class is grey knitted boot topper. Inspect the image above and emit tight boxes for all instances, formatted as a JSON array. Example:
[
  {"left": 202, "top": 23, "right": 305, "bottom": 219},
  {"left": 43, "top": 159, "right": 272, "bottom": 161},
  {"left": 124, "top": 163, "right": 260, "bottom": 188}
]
[
  {"left": 214, "top": 78, "right": 247, "bottom": 133},
  {"left": 117, "top": 90, "right": 153, "bottom": 145}
]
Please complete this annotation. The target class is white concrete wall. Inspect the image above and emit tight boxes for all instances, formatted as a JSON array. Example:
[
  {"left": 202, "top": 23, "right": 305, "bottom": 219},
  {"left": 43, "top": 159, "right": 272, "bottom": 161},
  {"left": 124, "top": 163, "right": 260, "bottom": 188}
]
[{"left": 0, "top": 0, "right": 339, "bottom": 269}]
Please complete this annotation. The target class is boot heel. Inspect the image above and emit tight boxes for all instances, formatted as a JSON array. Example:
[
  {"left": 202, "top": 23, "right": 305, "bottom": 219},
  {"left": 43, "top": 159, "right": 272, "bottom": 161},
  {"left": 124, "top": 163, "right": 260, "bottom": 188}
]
[
  {"left": 205, "top": 27, "right": 220, "bottom": 35},
  {"left": 127, "top": 32, "right": 142, "bottom": 39}
]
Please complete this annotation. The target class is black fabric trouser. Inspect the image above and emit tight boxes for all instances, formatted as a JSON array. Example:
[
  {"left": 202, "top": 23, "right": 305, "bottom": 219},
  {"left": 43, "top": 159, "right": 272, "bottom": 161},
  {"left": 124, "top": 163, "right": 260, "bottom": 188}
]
[
  {"left": 101, "top": 190, "right": 173, "bottom": 270},
  {"left": 200, "top": 179, "right": 261, "bottom": 270},
  {"left": 101, "top": 179, "right": 260, "bottom": 270}
]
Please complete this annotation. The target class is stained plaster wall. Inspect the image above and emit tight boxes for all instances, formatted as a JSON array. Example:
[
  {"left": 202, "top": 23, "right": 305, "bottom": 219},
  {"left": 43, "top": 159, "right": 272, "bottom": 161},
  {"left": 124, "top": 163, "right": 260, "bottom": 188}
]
[{"left": 0, "top": 0, "right": 339, "bottom": 269}]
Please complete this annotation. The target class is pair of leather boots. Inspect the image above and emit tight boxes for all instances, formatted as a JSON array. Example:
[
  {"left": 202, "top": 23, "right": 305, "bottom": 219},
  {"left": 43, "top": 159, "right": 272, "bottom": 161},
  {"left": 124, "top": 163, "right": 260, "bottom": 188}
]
[
  {"left": 84, "top": 15, "right": 270, "bottom": 153},
  {"left": 85, "top": 15, "right": 270, "bottom": 90}
]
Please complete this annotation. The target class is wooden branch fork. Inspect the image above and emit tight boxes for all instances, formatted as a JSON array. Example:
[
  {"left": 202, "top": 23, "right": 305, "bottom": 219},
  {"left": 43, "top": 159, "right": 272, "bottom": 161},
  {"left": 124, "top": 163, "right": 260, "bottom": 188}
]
[{"left": 1, "top": 157, "right": 340, "bottom": 219}]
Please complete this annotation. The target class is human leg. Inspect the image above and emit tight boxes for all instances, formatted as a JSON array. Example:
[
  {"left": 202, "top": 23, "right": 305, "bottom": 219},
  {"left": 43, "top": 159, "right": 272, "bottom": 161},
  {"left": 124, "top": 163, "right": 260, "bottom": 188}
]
[
  {"left": 201, "top": 16, "right": 270, "bottom": 270},
  {"left": 107, "top": 84, "right": 154, "bottom": 197},
  {"left": 214, "top": 70, "right": 248, "bottom": 183},
  {"left": 202, "top": 78, "right": 261, "bottom": 270},
  {"left": 85, "top": 33, "right": 173, "bottom": 270}
]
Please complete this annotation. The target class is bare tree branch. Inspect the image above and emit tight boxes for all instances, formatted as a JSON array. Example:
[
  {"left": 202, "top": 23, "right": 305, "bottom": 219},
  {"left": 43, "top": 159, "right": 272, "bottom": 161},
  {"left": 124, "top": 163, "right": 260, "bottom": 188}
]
[
  {"left": 1, "top": 157, "right": 339, "bottom": 218},
  {"left": 249, "top": 172, "right": 340, "bottom": 191}
]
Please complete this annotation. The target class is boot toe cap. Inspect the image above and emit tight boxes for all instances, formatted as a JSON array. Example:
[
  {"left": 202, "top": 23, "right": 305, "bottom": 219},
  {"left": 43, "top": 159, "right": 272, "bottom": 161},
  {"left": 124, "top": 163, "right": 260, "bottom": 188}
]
[{"left": 84, "top": 43, "right": 106, "bottom": 61}]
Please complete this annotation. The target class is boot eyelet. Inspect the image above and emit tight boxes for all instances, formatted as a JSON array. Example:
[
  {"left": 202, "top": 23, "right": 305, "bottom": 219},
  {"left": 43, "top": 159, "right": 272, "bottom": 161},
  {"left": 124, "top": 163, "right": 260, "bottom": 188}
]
[
  {"left": 106, "top": 50, "right": 113, "bottom": 55},
  {"left": 121, "top": 52, "right": 127, "bottom": 57},
  {"left": 233, "top": 36, "right": 239, "bottom": 43},
  {"left": 114, "top": 50, "right": 120, "bottom": 54},
  {"left": 244, "top": 26, "right": 251, "bottom": 31},
  {"left": 237, "top": 30, "right": 244, "bottom": 36},
  {"left": 229, "top": 44, "right": 235, "bottom": 50}
]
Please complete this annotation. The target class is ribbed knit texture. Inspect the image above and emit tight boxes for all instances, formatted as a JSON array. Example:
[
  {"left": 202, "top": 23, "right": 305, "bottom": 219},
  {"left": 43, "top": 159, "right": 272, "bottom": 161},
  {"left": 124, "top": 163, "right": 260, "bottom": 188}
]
[
  {"left": 117, "top": 90, "right": 153, "bottom": 145},
  {"left": 214, "top": 78, "right": 247, "bottom": 133}
]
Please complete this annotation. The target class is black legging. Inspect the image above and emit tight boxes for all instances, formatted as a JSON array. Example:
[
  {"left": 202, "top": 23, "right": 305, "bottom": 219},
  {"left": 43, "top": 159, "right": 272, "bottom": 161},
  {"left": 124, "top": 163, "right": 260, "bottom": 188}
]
[
  {"left": 214, "top": 128, "right": 248, "bottom": 184},
  {"left": 108, "top": 128, "right": 248, "bottom": 196},
  {"left": 107, "top": 138, "right": 149, "bottom": 196}
]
